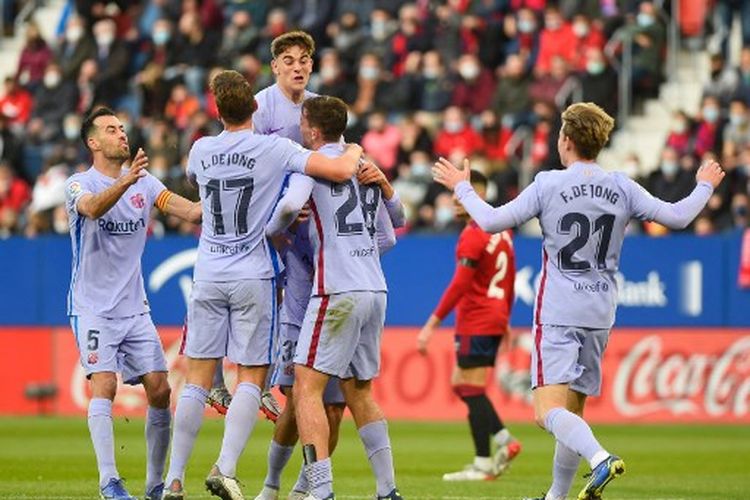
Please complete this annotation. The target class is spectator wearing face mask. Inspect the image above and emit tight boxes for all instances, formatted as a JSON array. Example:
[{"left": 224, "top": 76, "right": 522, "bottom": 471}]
[
  {"left": 535, "top": 6, "right": 577, "bottom": 76},
  {"left": 665, "top": 110, "right": 694, "bottom": 157},
  {"left": 648, "top": 147, "right": 695, "bottom": 208},
  {"left": 702, "top": 52, "right": 739, "bottom": 109},
  {"left": 515, "top": 7, "right": 541, "bottom": 70},
  {"left": 56, "top": 15, "right": 96, "bottom": 81},
  {"left": 218, "top": 10, "right": 260, "bottom": 66},
  {"left": 451, "top": 53, "right": 496, "bottom": 116},
  {"left": 624, "top": 1, "right": 666, "bottom": 99},
  {"left": 570, "top": 14, "right": 605, "bottom": 71},
  {"left": 362, "top": 110, "right": 402, "bottom": 177},
  {"left": 27, "top": 63, "right": 79, "bottom": 143},
  {"left": 365, "top": 8, "right": 398, "bottom": 62},
  {"left": 417, "top": 51, "right": 453, "bottom": 113},
  {"left": 352, "top": 52, "right": 409, "bottom": 114},
  {"left": 16, "top": 21, "right": 53, "bottom": 94},
  {"left": 327, "top": 11, "right": 366, "bottom": 72},
  {"left": 723, "top": 99, "right": 750, "bottom": 158},
  {"left": 491, "top": 54, "right": 532, "bottom": 130},
  {"left": 388, "top": 3, "right": 432, "bottom": 77},
  {"left": 694, "top": 95, "right": 725, "bottom": 158},
  {"left": 578, "top": 47, "right": 618, "bottom": 120},
  {"left": 91, "top": 18, "right": 130, "bottom": 107},
  {"left": 314, "top": 49, "right": 358, "bottom": 104},
  {"left": 434, "top": 106, "right": 484, "bottom": 159}
]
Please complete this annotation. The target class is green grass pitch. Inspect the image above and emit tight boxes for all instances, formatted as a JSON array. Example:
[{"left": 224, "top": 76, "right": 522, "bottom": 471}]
[{"left": 0, "top": 417, "right": 748, "bottom": 499}]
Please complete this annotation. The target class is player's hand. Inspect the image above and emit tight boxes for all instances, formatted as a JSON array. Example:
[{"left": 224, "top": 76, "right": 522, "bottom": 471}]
[
  {"left": 695, "top": 159, "right": 725, "bottom": 189},
  {"left": 417, "top": 326, "right": 433, "bottom": 355},
  {"left": 122, "top": 148, "right": 148, "bottom": 186},
  {"left": 357, "top": 161, "right": 386, "bottom": 186},
  {"left": 432, "top": 157, "right": 471, "bottom": 190},
  {"left": 290, "top": 203, "right": 311, "bottom": 232}
]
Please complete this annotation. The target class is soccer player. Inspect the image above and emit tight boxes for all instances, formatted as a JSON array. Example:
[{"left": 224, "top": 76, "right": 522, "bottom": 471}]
[
  {"left": 162, "top": 71, "right": 362, "bottom": 500},
  {"left": 258, "top": 139, "right": 405, "bottom": 500},
  {"left": 417, "top": 169, "right": 521, "bottom": 481},
  {"left": 65, "top": 107, "right": 202, "bottom": 500},
  {"left": 432, "top": 102, "right": 725, "bottom": 500},
  {"left": 265, "top": 96, "right": 403, "bottom": 500}
]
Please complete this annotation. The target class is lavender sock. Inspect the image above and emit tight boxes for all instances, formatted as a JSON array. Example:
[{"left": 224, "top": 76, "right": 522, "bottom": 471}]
[
  {"left": 88, "top": 398, "right": 119, "bottom": 488},
  {"left": 292, "top": 463, "right": 309, "bottom": 493},
  {"left": 358, "top": 420, "right": 396, "bottom": 496},
  {"left": 145, "top": 406, "right": 171, "bottom": 491},
  {"left": 548, "top": 440, "right": 580, "bottom": 499},
  {"left": 305, "top": 457, "right": 333, "bottom": 499},
  {"left": 264, "top": 440, "right": 295, "bottom": 489},
  {"left": 165, "top": 384, "right": 208, "bottom": 484},
  {"left": 216, "top": 382, "right": 261, "bottom": 477},
  {"left": 544, "top": 408, "right": 605, "bottom": 464}
]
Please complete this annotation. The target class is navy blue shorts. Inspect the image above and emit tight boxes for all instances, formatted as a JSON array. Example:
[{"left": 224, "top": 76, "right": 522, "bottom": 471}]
[{"left": 454, "top": 334, "right": 502, "bottom": 368}]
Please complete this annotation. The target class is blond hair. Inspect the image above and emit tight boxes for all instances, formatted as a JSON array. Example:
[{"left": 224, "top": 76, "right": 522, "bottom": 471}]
[{"left": 560, "top": 102, "right": 615, "bottom": 160}]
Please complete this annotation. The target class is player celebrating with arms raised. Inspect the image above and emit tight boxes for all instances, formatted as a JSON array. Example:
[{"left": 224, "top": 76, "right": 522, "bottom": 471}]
[
  {"left": 65, "top": 107, "right": 201, "bottom": 500},
  {"left": 418, "top": 169, "right": 521, "bottom": 482},
  {"left": 432, "top": 102, "right": 725, "bottom": 500}
]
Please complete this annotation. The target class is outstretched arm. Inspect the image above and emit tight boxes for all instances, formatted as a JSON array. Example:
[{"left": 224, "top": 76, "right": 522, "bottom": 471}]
[
  {"left": 156, "top": 191, "right": 202, "bottom": 224},
  {"left": 304, "top": 143, "right": 363, "bottom": 183},
  {"left": 629, "top": 160, "right": 725, "bottom": 229},
  {"left": 433, "top": 157, "right": 540, "bottom": 232}
]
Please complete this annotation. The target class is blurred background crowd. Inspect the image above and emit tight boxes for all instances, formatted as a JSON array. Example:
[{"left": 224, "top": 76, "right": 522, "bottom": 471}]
[{"left": 0, "top": 0, "right": 748, "bottom": 238}]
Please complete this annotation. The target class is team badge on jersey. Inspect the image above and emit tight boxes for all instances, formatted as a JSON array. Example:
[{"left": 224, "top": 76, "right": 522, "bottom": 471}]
[
  {"left": 130, "top": 193, "right": 145, "bottom": 208},
  {"left": 68, "top": 181, "right": 82, "bottom": 197}
]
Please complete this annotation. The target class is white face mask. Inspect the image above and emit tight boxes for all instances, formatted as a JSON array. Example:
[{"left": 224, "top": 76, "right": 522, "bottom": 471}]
[
  {"left": 410, "top": 162, "right": 430, "bottom": 178},
  {"left": 573, "top": 22, "right": 589, "bottom": 37},
  {"left": 44, "top": 72, "right": 61, "bottom": 88},
  {"left": 96, "top": 32, "right": 114, "bottom": 46},
  {"left": 459, "top": 64, "right": 479, "bottom": 80},
  {"left": 320, "top": 66, "right": 338, "bottom": 81},
  {"left": 444, "top": 121, "right": 462, "bottom": 133},
  {"left": 64, "top": 124, "right": 79, "bottom": 140},
  {"left": 66, "top": 26, "right": 83, "bottom": 43},
  {"left": 435, "top": 206, "right": 455, "bottom": 225},
  {"left": 359, "top": 66, "right": 379, "bottom": 81}
]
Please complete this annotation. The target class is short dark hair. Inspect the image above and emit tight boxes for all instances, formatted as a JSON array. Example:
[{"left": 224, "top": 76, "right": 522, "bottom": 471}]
[
  {"left": 271, "top": 31, "right": 315, "bottom": 58},
  {"left": 302, "top": 96, "right": 348, "bottom": 142},
  {"left": 470, "top": 169, "right": 488, "bottom": 188},
  {"left": 210, "top": 70, "right": 256, "bottom": 126},
  {"left": 81, "top": 106, "right": 116, "bottom": 150}
]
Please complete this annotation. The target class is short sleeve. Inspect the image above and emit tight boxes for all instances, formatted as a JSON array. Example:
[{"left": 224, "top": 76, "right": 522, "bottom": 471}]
[
  {"left": 456, "top": 227, "right": 485, "bottom": 262},
  {"left": 65, "top": 175, "right": 92, "bottom": 217},
  {"left": 144, "top": 172, "right": 168, "bottom": 206},
  {"left": 278, "top": 137, "right": 313, "bottom": 174}
]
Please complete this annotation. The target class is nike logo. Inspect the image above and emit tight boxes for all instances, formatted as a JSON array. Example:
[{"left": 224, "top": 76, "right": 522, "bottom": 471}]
[{"left": 268, "top": 126, "right": 284, "bottom": 135}]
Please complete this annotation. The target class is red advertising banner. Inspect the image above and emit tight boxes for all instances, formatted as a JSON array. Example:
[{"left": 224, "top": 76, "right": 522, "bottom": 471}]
[{"left": 1, "top": 327, "right": 748, "bottom": 423}]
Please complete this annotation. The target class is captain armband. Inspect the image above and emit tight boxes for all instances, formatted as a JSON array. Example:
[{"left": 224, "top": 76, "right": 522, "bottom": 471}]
[{"left": 155, "top": 190, "right": 174, "bottom": 212}]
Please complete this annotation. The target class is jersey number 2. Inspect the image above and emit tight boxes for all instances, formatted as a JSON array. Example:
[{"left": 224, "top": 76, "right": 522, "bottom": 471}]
[{"left": 486, "top": 232, "right": 510, "bottom": 299}]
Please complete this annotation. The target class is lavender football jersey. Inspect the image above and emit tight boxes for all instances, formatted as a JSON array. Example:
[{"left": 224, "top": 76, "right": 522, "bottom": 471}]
[
  {"left": 269, "top": 143, "right": 387, "bottom": 296},
  {"left": 253, "top": 83, "right": 316, "bottom": 144},
  {"left": 65, "top": 167, "right": 166, "bottom": 317},
  {"left": 455, "top": 161, "right": 714, "bottom": 329},
  {"left": 186, "top": 130, "right": 311, "bottom": 281}
]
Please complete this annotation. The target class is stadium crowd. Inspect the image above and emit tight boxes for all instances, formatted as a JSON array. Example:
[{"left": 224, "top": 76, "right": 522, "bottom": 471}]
[{"left": 0, "top": 0, "right": 748, "bottom": 238}]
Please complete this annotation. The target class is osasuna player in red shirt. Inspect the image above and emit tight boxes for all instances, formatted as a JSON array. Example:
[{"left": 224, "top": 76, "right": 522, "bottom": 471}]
[{"left": 418, "top": 170, "right": 521, "bottom": 481}]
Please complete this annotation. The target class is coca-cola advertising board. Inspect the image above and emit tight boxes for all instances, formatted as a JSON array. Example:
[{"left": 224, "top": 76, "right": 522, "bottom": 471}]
[{"left": 1, "top": 327, "right": 748, "bottom": 423}]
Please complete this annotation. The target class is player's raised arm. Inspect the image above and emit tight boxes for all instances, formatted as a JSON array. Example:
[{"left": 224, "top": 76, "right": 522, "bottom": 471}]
[
  {"left": 266, "top": 173, "right": 315, "bottom": 237},
  {"left": 76, "top": 148, "right": 148, "bottom": 219},
  {"left": 625, "top": 160, "right": 725, "bottom": 229},
  {"left": 155, "top": 190, "right": 202, "bottom": 224},
  {"left": 304, "top": 143, "right": 362, "bottom": 182},
  {"left": 433, "top": 157, "right": 540, "bottom": 233}
]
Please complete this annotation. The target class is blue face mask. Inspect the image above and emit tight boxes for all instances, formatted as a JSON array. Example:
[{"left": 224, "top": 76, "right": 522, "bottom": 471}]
[
  {"left": 637, "top": 13, "right": 654, "bottom": 28},
  {"left": 153, "top": 31, "right": 170, "bottom": 45},
  {"left": 661, "top": 161, "right": 678, "bottom": 177},
  {"left": 435, "top": 206, "right": 455, "bottom": 225},
  {"left": 703, "top": 107, "right": 719, "bottom": 123}
]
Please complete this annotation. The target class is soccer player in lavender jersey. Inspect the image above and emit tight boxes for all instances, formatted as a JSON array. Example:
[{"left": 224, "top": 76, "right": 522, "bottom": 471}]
[
  {"left": 432, "top": 102, "right": 725, "bottom": 500},
  {"left": 265, "top": 96, "right": 403, "bottom": 500},
  {"left": 258, "top": 132, "right": 405, "bottom": 500},
  {"left": 162, "top": 71, "right": 361, "bottom": 500},
  {"left": 65, "top": 107, "right": 202, "bottom": 500},
  {"left": 418, "top": 170, "right": 522, "bottom": 482}
]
